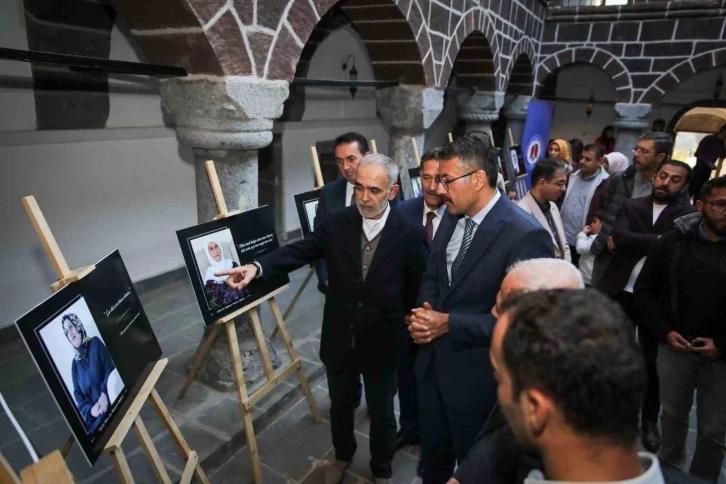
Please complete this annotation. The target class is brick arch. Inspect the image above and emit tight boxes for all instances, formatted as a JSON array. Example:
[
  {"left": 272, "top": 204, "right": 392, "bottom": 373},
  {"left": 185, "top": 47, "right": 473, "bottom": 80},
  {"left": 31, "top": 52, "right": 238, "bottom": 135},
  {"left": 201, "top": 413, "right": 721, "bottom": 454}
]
[
  {"left": 503, "top": 37, "right": 535, "bottom": 96},
  {"left": 536, "top": 47, "right": 633, "bottom": 103},
  {"left": 265, "top": 0, "right": 430, "bottom": 85},
  {"left": 440, "top": 9, "right": 500, "bottom": 89},
  {"left": 639, "top": 48, "right": 726, "bottom": 105}
]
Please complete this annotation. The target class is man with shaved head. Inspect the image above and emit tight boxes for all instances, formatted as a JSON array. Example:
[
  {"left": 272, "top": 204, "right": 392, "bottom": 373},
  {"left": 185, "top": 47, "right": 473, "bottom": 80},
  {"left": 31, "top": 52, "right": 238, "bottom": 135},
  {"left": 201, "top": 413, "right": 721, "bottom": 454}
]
[{"left": 448, "top": 258, "right": 584, "bottom": 484}]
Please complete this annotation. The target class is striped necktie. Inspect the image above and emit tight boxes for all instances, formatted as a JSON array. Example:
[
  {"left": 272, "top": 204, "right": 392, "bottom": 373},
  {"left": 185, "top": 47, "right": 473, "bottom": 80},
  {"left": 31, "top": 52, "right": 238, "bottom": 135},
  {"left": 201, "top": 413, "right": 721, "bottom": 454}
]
[{"left": 451, "top": 218, "right": 476, "bottom": 282}]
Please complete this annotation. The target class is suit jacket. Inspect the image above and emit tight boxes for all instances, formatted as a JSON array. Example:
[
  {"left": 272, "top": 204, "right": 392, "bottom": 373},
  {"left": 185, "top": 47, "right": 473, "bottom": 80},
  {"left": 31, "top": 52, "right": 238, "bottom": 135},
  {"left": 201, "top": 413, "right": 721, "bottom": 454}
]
[
  {"left": 517, "top": 192, "right": 571, "bottom": 262},
  {"left": 597, "top": 194, "right": 696, "bottom": 295},
  {"left": 414, "top": 196, "right": 555, "bottom": 412},
  {"left": 313, "top": 178, "right": 349, "bottom": 292},
  {"left": 395, "top": 196, "right": 425, "bottom": 228},
  {"left": 259, "top": 206, "right": 428, "bottom": 375}
]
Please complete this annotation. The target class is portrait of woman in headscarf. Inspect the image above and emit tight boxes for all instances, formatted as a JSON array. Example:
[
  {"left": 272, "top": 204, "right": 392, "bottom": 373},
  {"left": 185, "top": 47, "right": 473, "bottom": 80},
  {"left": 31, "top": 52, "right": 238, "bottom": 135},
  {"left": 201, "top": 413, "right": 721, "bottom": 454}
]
[
  {"left": 203, "top": 239, "right": 249, "bottom": 309},
  {"left": 62, "top": 313, "right": 116, "bottom": 433}
]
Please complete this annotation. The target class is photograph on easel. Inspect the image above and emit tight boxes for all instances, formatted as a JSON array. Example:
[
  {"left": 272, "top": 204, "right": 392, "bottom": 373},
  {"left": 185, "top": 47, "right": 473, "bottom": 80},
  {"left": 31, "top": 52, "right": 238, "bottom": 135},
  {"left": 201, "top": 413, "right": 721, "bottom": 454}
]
[
  {"left": 408, "top": 167, "right": 423, "bottom": 198},
  {"left": 294, "top": 189, "right": 320, "bottom": 238},
  {"left": 177, "top": 205, "right": 290, "bottom": 326},
  {"left": 15, "top": 250, "right": 162, "bottom": 465}
]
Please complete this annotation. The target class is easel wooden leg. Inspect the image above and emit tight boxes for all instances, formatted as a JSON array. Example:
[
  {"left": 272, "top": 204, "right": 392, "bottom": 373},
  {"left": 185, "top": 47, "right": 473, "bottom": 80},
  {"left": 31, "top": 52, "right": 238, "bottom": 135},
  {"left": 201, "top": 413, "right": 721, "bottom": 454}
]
[
  {"left": 179, "top": 451, "right": 198, "bottom": 484},
  {"left": 60, "top": 435, "right": 74, "bottom": 458},
  {"left": 271, "top": 267, "right": 315, "bottom": 338},
  {"left": 149, "top": 389, "right": 211, "bottom": 484},
  {"left": 226, "top": 320, "right": 263, "bottom": 484},
  {"left": 109, "top": 448, "right": 135, "bottom": 484},
  {"left": 249, "top": 310, "right": 275, "bottom": 381},
  {"left": 268, "top": 299, "right": 322, "bottom": 423},
  {"left": 178, "top": 325, "right": 220, "bottom": 399},
  {"left": 133, "top": 416, "right": 172, "bottom": 484}
]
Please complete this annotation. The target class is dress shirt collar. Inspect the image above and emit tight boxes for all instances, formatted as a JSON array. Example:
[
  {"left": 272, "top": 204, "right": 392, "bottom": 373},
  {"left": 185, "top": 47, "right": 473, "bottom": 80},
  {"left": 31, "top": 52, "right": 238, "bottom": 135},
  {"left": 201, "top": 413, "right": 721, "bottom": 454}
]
[
  {"left": 345, "top": 182, "right": 355, "bottom": 207},
  {"left": 424, "top": 202, "right": 447, "bottom": 218},
  {"left": 467, "top": 189, "right": 501, "bottom": 226},
  {"left": 362, "top": 203, "right": 391, "bottom": 240},
  {"left": 524, "top": 452, "right": 664, "bottom": 484}
]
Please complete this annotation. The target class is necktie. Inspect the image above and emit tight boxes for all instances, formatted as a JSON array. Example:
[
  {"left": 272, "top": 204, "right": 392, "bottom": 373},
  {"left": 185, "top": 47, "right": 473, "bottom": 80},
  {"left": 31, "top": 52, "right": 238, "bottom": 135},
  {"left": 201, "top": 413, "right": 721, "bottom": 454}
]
[
  {"left": 425, "top": 211, "right": 436, "bottom": 245},
  {"left": 451, "top": 218, "right": 476, "bottom": 282},
  {"left": 350, "top": 190, "right": 355, "bottom": 207}
]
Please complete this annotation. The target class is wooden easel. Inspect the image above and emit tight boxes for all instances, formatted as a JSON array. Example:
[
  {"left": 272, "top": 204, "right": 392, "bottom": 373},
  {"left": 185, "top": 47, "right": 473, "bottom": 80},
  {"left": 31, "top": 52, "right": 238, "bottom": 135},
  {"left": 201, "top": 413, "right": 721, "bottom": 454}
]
[
  {"left": 269, "top": 146, "right": 325, "bottom": 338},
  {"left": 1, "top": 450, "right": 75, "bottom": 484},
  {"left": 177, "top": 161, "right": 322, "bottom": 484},
  {"left": 21, "top": 196, "right": 209, "bottom": 484},
  {"left": 448, "top": 132, "right": 454, "bottom": 143},
  {"left": 411, "top": 137, "right": 420, "bottom": 167},
  {"left": 371, "top": 139, "right": 378, "bottom": 154}
]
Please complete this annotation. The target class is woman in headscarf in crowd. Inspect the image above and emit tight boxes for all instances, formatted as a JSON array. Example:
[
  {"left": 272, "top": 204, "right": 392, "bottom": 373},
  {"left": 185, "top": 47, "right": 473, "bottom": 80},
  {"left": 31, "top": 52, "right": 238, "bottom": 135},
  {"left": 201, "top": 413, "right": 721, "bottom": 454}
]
[
  {"left": 548, "top": 139, "right": 573, "bottom": 172},
  {"left": 62, "top": 313, "right": 116, "bottom": 433},
  {"left": 203, "top": 240, "right": 248, "bottom": 308},
  {"left": 587, "top": 152, "right": 630, "bottom": 221},
  {"left": 595, "top": 126, "right": 616, "bottom": 154}
]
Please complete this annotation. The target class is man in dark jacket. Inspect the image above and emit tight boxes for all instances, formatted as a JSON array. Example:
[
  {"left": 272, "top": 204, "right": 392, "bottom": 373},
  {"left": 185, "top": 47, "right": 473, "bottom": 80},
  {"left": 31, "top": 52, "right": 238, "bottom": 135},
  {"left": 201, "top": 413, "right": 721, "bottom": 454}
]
[
  {"left": 591, "top": 132, "right": 672, "bottom": 287},
  {"left": 635, "top": 176, "right": 726, "bottom": 482},
  {"left": 689, "top": 124, "right": 726, "bottom": 202},
  {"left": 218, "top": 154, "right": 428, "bottom": 484},
  {"left": 600, "top": 160, "right": 696, "bottom": 453}
]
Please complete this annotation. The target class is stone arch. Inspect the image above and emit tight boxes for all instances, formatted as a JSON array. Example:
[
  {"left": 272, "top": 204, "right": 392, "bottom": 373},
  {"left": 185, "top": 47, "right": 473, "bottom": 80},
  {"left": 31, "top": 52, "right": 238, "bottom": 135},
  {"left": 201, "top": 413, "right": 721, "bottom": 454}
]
[
  {"left": 639, "top": 47, "right": 726, "bottom": 105},
  {"left": 440, "top": 9, "right": 500, "bottom": 90},
  {"left": 265, "top": 0, "right": 430, "bottom": 85},
  {"left": 504, "top": 38, "right": 535, "bottom": 96},
  {"left": 536, "top": 46, "right": 633, "bottom": 103}
]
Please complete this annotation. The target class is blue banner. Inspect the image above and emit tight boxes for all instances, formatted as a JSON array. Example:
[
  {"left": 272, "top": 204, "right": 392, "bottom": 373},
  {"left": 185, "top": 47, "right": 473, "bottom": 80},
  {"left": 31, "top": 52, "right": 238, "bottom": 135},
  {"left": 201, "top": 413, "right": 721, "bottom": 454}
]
[{"left": 520, "top": 100, "right": 555, "bottom": 189}]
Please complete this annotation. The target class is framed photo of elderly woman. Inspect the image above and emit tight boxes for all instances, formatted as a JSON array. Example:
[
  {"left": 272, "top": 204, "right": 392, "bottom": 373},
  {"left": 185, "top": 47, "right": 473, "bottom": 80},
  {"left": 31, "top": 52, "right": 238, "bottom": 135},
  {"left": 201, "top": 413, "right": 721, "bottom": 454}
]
[
  {"left": 177, "top": 205, "right": 290, "bottom": 326},
  {"left": 15, "top": 250, "right": 162, "bottom": 465}
]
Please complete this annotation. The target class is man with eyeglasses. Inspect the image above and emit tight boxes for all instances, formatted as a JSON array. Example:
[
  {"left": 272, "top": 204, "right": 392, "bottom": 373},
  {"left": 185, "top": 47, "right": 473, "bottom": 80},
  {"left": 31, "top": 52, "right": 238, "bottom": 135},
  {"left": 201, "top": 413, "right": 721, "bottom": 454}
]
[
  {"left": 517, "top": 158, "right": 571, "bottom": 262},
  {"left": 407, "top": 134, "right": 553, "bottom": 484},
  {"left": 591, "top": 132, "right": 671, "bottom": 289},
  {"left": 634, "top": 175, "right": 726, "bottom": 482},
  {"left": 560, "top": 143, "right": 610, "bottom": 267},
  {"left": 393, "top": 148, "right": 445, "bottom": 469}
]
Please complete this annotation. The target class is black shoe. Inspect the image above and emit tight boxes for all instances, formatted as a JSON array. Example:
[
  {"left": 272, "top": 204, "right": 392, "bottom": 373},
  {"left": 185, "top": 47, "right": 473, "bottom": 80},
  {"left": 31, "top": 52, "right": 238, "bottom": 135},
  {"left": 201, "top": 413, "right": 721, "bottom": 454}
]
[
  {"left": 394, "top": 433, "right": 421, "bottom": 452},
  {"left": 641, "top": 420, "right": 661, "bottom": 453}
]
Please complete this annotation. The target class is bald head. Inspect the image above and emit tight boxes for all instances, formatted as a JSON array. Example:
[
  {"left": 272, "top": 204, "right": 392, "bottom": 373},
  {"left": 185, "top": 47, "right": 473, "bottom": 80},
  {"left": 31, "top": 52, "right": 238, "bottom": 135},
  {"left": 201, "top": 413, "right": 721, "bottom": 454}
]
[{"left": 493, "top": 258, "right": 584, "bottom": 317}]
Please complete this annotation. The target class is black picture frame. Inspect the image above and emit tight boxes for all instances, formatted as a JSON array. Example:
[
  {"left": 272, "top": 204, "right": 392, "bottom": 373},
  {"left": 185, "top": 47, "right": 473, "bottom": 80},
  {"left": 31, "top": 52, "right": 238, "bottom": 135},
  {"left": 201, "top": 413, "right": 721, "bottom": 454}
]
[
  {"left": 508, "top": 145, "right": 527, "bottom": 177},
  {"left": 176, "top": 206, "right": 289, "bottom": 326},
  {"left": 294, "top": 189, "right": 321, "bottom": 238},
  {"left": 408, "top": 167, "right": 422, "bottom": 199},
  {"left": 15, "top": 250, "right": 162, "bottom": 465}
]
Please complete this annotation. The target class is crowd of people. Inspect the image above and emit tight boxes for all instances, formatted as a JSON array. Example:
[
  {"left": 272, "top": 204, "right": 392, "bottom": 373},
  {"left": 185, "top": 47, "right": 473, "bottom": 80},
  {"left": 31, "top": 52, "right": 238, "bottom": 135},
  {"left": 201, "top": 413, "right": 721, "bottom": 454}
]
[{"left": 215, "top": 127, "right": 726, "bottom": 484}]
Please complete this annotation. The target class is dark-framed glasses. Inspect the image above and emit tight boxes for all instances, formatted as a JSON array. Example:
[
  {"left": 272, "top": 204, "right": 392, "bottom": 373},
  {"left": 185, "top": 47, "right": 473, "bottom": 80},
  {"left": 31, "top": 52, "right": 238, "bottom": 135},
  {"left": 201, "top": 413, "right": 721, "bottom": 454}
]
[
  {"left": 703, "top": 200, "right": 726, "bottom": 212},
  {"left": 434, "top": 170, "right": 479, "bottom": 191}
]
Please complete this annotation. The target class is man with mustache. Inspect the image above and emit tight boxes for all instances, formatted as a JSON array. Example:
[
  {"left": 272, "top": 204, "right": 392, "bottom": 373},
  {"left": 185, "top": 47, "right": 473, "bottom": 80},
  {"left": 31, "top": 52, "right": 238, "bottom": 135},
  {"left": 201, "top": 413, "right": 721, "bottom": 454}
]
[
  {"left": 216, "top": 154, "right": 428, "bottom": 484},
  {"left": 393, "top": 148, "right": 446, "bottom": 459},
  {"left": 635, "top": 176, "right": 726, "bottom": 482},
  {"left": 599, "top": 160, "right": 696, "bottom": 454}
]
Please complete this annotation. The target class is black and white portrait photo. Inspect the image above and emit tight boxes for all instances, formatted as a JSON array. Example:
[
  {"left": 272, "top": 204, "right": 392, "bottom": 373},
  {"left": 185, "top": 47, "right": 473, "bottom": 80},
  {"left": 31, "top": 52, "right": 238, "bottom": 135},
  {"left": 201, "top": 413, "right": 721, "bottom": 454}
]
[
  {"left": 294, "top": 189, "right": 322, "bottom": 238},
  {"left": 189, "top": 229, "right": 250, "bottom": 312},
  {"left": 38, "top": 297, "right": 125, "bottom": 434}
]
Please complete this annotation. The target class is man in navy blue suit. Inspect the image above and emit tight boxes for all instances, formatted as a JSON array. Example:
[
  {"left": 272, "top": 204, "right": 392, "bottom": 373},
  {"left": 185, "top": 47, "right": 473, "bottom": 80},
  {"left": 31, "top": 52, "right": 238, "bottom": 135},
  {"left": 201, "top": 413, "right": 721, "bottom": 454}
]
[
  {"left": 393, "top": 149, "right": 446, "bottom": 459},
  {"left": 408, "top": 134, "right": 555, "bottom": 484}
]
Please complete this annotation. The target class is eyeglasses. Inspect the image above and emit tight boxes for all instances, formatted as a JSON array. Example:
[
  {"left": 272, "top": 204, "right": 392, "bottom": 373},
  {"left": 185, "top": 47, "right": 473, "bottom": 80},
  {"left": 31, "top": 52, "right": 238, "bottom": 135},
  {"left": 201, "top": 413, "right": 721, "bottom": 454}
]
[
  {"left": 434, "top": 170, "right": 479, "bottom": 191},
  {"left": 703, "top": 200, "right": 726, "bottom": 212}
]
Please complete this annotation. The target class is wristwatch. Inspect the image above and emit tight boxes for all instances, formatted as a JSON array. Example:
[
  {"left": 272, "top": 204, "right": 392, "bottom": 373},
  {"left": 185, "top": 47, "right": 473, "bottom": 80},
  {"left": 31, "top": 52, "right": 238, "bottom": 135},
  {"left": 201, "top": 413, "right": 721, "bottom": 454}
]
[{"left": 251, "top": 261, "right": 263, "bottom": 279}]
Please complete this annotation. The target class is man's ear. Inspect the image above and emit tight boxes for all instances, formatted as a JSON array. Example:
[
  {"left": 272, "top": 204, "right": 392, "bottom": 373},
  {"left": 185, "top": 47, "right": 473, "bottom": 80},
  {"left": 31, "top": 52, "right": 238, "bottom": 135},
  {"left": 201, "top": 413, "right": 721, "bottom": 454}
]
[
  {"left": 388, "top": 183, "right": 400, "bottom": 201},
  {"left": 522, "top": 388, "right": 551, "bottom": 439}
]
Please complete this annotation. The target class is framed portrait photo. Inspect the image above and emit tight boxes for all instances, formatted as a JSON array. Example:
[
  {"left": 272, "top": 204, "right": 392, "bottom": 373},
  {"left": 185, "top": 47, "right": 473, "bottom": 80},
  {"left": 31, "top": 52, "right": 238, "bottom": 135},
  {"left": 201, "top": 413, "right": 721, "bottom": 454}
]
[
  {"left": 176, "top": 205, "right": 289, "bottom": 326},
  {"left": 408, "top": 167, "right": 423, "bottom": 199},
  {"left": 15, "top": 250, "right": 162, "bottom": 465},
  {"left": 294, "top": 189, "right": 321, "bottom": 238}
]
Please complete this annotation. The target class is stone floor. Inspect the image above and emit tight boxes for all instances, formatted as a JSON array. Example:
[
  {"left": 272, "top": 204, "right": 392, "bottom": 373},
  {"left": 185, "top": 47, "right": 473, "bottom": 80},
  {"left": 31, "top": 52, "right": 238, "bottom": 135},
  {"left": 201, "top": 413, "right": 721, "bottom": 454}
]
[{"left": 1, "top": 266, "right": 724, "bottom": 483}]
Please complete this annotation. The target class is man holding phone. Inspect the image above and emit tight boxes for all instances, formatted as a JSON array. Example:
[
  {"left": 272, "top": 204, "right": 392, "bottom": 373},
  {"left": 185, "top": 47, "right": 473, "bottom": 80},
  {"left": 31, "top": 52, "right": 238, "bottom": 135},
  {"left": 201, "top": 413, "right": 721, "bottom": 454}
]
[{"left": 634, "top": 176, "right": 726, "bottom": 482}]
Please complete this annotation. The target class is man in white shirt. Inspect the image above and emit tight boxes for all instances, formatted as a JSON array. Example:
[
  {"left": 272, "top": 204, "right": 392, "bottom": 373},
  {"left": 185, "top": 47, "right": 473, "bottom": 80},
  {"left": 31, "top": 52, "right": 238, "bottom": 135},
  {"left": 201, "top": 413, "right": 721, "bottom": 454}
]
[
  {"left": 491, "top": 289, "right": 668, "bottom": 484},
  {"left": 393, "top": 149, "right": 445, "bottom": 462}
]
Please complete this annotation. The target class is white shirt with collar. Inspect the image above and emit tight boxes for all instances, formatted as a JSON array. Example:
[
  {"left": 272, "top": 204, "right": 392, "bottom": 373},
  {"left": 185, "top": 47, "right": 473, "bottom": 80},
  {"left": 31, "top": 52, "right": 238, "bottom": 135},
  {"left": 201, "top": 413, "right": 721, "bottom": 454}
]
[
  {"left": 345, "top": 182, "right": 355, "bottom": 207},
  {"left": 446, "top": 190, "right": 501, "bottom": 282},
  {"left": 423, "top": 202, "right": 447, "bottom": 238},
  {"left": 362, "top": 203, "right": 391, "bottom": 241},
  {"left": 524, "top": 452, "right": 664, "bottom": 484}
]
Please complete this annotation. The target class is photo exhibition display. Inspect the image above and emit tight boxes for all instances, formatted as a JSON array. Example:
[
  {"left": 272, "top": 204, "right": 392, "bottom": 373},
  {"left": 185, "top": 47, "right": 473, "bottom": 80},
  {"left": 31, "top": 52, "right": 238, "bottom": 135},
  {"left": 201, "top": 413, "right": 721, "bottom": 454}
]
[
  {"left": 15, "top": 251, "right": 162, "bottom": 464},
  {"left": 177, "top": 205, "right": 289, "bottom": 326},
  {"left": 294, "top": 189, "right": 321, "bottom": 238}
]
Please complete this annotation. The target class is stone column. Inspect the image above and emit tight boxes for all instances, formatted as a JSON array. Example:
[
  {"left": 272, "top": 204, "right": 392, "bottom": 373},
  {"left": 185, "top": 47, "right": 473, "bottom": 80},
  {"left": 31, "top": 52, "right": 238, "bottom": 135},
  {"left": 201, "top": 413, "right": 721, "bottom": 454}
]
[
  {"left": 377, "top": 85, "right": 444, "bottom": 199},
  {"left": 457, "top": 91, "right": 504, "bottom": 135},
  {"left": 160, "top": 76, "right": 290, "bottom": 390},
  {"left": 502, "top": 95, "right": 531, "bottom": 180},
  {"left": 613, "top": 103, "right": 652, "bottom": 159}
]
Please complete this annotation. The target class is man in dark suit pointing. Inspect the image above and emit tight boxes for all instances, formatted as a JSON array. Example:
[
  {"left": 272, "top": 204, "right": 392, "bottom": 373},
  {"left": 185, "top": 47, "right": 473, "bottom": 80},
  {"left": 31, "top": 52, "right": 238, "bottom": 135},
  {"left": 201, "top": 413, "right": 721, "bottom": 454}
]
[
  {"left": 218, "top": 154, "right": 428, "bottom": 484},
  {"left": 408, "top": 134, "right": 554, "bottom": 484}
]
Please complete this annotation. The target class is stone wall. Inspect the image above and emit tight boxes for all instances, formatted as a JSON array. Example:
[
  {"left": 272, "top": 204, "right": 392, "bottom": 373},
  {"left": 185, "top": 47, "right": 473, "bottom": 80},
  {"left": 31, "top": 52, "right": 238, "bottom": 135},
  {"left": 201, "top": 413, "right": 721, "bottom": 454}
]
[{"left": 539, "top": 1, "right": 726, "bottom": 105}]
